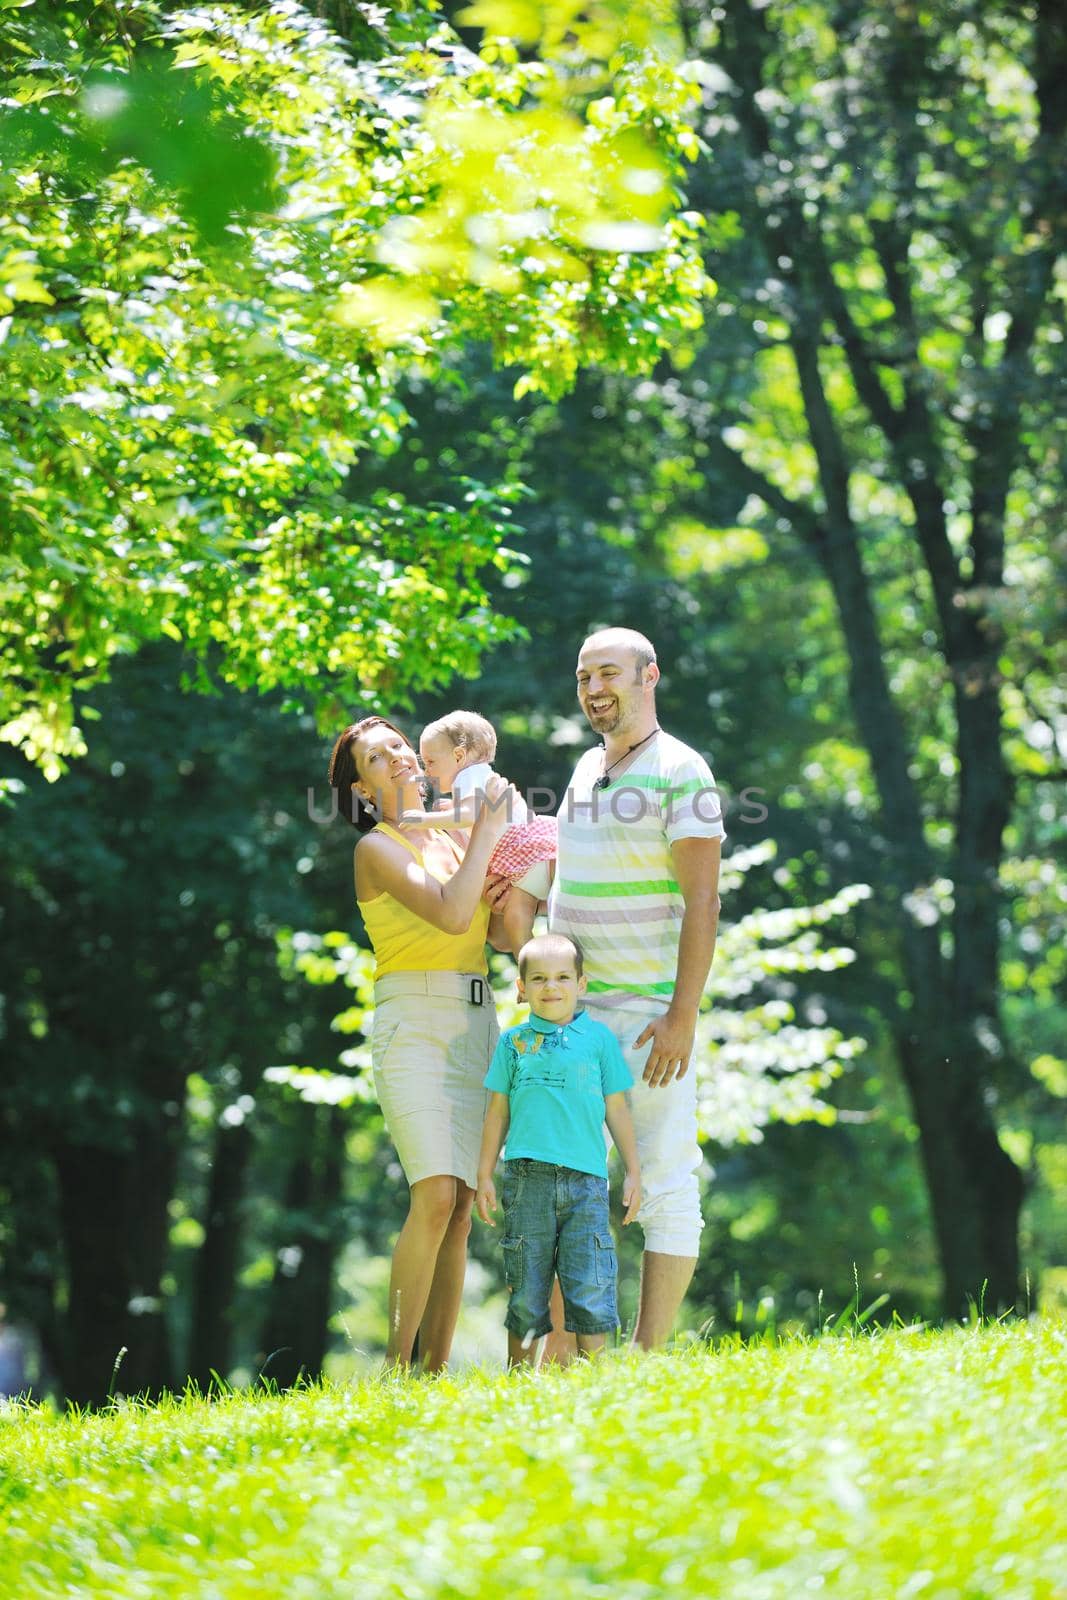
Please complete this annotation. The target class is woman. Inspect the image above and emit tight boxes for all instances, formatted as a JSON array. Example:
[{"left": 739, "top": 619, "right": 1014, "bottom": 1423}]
[{"left": 328, "top": 715, "right": 514, "bottom": 1369}]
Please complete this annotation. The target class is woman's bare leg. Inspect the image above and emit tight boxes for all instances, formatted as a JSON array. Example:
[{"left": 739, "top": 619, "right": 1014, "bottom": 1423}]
[
  {"left": 417, "top": 1185, "right": 476, "bottom": 1372},
  {"left": 385, "top": 1175, "right": 460, "bottom": 1367}
]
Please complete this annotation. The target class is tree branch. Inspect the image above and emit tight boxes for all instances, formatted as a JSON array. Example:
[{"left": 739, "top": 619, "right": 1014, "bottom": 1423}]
[
  {"left": 719, "top": 0, "right": 968, "bottom": 656},
  {"left": 702, "top": 436, "right": 824, "bottom": 552},
  {"left": 966, "top": 0, "right": 1067, "bottom": 588},
  {"left": 808, "top": 236, "right": 902, "bottom": 443},
  {"left": 705, "top": 427, "right": 936, "bottom": 896},
  {"left": 712, "top": 0, "right": 943, "bottom": 847}
]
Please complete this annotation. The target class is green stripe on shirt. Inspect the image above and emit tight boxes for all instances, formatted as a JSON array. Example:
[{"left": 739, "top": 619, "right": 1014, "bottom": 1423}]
[
  {"left": 586, "top": 979, "right": 676, "bottom": 996},
  {"left": 557, "top": 877, "right": 680, "bottom": 898}
]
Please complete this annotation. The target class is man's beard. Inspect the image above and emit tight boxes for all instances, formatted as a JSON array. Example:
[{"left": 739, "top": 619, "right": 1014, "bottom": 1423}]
[{"left": 588, "top": 698, "right": 639, "bottom": 736}]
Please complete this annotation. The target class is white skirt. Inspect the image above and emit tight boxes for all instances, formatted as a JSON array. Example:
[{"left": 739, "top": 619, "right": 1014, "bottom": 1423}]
[{"left": 371, "top": 971, "right": 499, "bottom": 1191}]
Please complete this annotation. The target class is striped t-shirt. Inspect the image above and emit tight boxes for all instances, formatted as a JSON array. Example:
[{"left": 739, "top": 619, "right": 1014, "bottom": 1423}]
[{"left": 547, "top": 731, "right": 725, "bottom": 1008}]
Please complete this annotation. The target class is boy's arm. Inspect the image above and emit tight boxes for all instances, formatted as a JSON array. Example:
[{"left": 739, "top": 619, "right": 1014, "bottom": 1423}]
[
  {"left": 604, "top": 1093, "right": 642, "bottom": 1224},
  {"left": 476, "top": 1093, "right": 511, "bottom": 1224}
]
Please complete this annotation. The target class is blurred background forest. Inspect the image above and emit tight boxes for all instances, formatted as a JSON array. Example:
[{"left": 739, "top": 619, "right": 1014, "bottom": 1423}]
[{"left": 1, "top": 0, "right": 1064, "bottom": 1403}]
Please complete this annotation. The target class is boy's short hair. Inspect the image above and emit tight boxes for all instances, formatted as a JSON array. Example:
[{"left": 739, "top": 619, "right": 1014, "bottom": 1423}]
[
  {"left": 518, "top": 933, "right": 584, "bottom": 981},
  {"left": 422, "top": 710, "right": 497, "bottom": 764}
]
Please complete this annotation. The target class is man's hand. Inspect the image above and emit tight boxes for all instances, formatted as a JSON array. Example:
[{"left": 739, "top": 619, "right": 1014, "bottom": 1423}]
[
  {"left": 483, "top": 872, "right": 512, "bottom": 913},
  {"left": 475, "top": 1176, "right": 497, "bottom": 1224},
  {"left": 635, "top": 1006, "right": 697, "bottom": 1087},
  {"left": 621, "top": 1169, "right": 642, "bottom": 1224}
]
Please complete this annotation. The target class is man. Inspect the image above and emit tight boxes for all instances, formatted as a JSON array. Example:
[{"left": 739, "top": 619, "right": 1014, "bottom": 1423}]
[{"left": 546, "top": 626, "right": 724, "bottom": 1350}]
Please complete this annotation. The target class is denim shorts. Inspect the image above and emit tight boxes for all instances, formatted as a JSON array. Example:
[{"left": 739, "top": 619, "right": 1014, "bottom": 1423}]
[{"left": 501, "top": 1158, "right": 618, "bottom": 1338}]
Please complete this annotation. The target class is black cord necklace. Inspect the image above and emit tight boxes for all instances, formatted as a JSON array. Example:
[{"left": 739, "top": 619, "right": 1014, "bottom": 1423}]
[{"left": 594, "top": 726, "right": 660, "bottom": 790}]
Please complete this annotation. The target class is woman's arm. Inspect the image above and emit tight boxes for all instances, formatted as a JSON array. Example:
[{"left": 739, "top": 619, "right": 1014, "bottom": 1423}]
[{"left": 357, "top": 776, "right": 516, "bottom": 934}]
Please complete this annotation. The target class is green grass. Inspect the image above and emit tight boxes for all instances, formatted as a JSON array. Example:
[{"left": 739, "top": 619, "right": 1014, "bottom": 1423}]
[{"left": 2, "top": 1324, "right": 1065, "bottom": 1599}]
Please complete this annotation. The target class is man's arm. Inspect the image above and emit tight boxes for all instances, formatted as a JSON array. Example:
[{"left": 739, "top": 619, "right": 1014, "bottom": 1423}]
[{"left": 636, "top": 835, "right": 721, "bottom": 1088}]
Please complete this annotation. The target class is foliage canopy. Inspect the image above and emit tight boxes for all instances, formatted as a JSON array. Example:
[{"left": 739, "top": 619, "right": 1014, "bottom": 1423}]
[{"left": 1, "top": 0, "right": 709, "bottom": 776}]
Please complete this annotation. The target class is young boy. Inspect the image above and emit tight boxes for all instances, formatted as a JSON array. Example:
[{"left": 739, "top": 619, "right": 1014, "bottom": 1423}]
[
  {"left": 476, "top": 933, "right": 641, "bottom": 1366},
  {"left": 398, "top": 710, "right": 557, "bottom": 957}
]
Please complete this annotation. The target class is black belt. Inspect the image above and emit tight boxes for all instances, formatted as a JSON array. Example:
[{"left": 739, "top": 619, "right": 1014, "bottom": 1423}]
[{"left": 468, "top": 978, "right": 486, "bottom": 1006}]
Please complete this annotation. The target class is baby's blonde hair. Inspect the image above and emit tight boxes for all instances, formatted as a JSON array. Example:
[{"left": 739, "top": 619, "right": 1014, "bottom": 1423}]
[{"left": 422, "top": 710, "right": 497, "bottom": 764}]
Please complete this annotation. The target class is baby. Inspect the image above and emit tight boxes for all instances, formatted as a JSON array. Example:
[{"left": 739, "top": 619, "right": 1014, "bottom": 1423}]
[{"left": 401, "top": 710, "right": 556, "bottom": 956}]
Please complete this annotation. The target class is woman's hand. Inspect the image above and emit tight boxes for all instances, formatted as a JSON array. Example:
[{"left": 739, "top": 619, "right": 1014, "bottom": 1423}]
[{"left": 483, "top": 873, "right": 512, "bottom": 913}]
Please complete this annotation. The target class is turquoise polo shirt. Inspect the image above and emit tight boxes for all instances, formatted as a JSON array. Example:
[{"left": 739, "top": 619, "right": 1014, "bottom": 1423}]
[{"left": 484, "top": 1009, "right": 633, "bottom": 1179}]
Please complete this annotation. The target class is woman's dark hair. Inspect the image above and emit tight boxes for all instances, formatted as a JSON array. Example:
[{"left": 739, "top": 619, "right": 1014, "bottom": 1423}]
[{"left": 327, "top": 716, "right": 411, "bottom": 833}]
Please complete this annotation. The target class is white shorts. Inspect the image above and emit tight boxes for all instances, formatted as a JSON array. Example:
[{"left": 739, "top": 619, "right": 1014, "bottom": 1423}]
[{"left": 585, "top": 1000, "right": 704, "bottom": 1258}]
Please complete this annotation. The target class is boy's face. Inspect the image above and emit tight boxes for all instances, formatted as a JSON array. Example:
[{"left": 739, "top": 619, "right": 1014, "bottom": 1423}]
[
  {"left": 517, "top": 954, "right": 586, "bottom": 1023},
  {"left": 419, "top": 731, "right": 466, "bottom": 794}
]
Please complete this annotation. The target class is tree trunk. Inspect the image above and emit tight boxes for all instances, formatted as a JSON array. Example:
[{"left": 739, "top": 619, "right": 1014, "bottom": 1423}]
[
  {"left": 53, "top": 1144, "right": 136, "bottom": 1406},
  {"left": 188, "top": 1119, "right": 254, "bottom": 1391},
  {"left": 126, "top": 1113, "right": 180, "bottom": 1394},
  {"left": 52, "top": 1127, "right": 178, "bottom": 1405},
  {"left": 257, "top": 1106, "right": 347, "bottom": 1388},
  {"left": 895, "top": 1021, "right": 1023, "bottom": 1316}
]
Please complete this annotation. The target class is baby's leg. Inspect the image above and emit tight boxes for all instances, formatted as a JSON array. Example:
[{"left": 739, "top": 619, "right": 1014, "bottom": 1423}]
[
  {"left": 502, "top": 885, "right": 539, "bottom": 959},
  {"left": 575, "top": 1333, "right": 606, "bottom": 1359}
]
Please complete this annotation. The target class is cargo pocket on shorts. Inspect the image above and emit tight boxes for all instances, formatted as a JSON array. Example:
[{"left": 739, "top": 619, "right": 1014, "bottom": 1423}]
[
  {"left": 593, "top": 1233, "right": 617, "bottom": 1287},
  {"left": 502, "top": 1237, "right": 524, "bottom": 1292}
]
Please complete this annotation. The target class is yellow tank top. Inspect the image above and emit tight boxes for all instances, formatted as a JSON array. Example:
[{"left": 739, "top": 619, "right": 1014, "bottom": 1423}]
[{"left": 357, "top": 823, "right": 490, "bottom": 977}]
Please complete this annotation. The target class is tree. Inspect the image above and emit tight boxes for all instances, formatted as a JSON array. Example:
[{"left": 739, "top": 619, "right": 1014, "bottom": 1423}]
[
  {"left": 0, "top": 648, "right": 346, "bottom": 1401},
  {"left": 1, "top": 0, "right": 708, "bottom": 776},
  {"left": 668, "top": 0, "right": 1067, "bottom": 1312},
  {"left": 351, "top": 0, "right": 1067, "bottom": 1314}
]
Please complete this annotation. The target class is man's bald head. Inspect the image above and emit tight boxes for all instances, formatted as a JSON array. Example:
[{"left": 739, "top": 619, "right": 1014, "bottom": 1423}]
[
  {"left": 580, "top": 628, "right": 657, "bottom": 675},
  {"left": 576, "top": 628, "right": 660, "bottom": 740}
]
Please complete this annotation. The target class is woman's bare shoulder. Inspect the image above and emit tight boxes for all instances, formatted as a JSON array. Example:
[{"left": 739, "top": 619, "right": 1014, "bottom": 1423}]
[
  {"left": 356, "top": 828, "right": 392, "bottom": 862},
  {"left": 355, "top": 828, "right": 392, "bottom": 897},
  {"left": 355, "top": 827, "right": 416, "bottom": 895}
]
